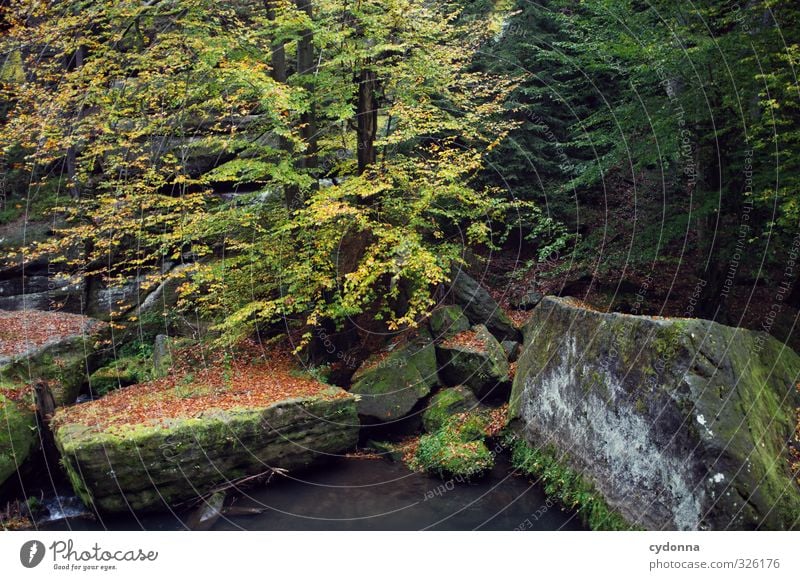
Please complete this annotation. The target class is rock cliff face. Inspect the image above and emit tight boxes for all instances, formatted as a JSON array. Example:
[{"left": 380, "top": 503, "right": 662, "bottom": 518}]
[
  {"left": 54, "top": 390, "right": 359, "bottom": 513},
  {"left": 509, "top": 297, "right": 800, "bottom": 530}
]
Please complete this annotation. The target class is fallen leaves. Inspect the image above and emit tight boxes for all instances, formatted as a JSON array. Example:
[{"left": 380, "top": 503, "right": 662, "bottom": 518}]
[
  {"left": 441, "top": 329, "right": 486, "bottom": 351},
  {"left": 0, "top": 309, "right": 99, "bottom": 358},
  {"left": 506, "top": 309, "right": 533, "bottom": 327},
  {"left": 52, "top": 340, "right": 345, "bottom": 433}
]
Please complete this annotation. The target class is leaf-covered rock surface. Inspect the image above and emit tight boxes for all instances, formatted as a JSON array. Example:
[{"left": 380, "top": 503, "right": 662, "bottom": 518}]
[
  {"left": 0, "top": 309, "right": 100, "bottom": 361},
  {"left": 436, "top": 325, "right": 510, "bottom": 399},
  {"left": 0, "top": 310, "right": 106, "bottom": 406},
  {"left": 51, "top": 342, "right": 360, "bottom": 513}
]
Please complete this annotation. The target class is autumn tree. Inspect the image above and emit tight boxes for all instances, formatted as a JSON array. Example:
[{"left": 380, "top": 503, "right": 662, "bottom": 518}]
[{"left": 1, "top": 0, "right": 560, "bottom": 353}]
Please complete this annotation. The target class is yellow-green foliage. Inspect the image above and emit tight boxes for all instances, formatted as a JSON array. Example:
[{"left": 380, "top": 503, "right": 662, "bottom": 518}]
[{"left": 0, "top": 0, "right": 564, "bottom": 345}]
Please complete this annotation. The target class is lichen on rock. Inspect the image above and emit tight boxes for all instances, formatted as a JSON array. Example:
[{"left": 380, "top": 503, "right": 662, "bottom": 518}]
[{"left": 509, "top": 296, "right": 800, "bottom": 530}]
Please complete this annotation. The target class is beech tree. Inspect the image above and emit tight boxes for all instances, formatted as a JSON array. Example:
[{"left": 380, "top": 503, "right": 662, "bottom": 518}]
[{"left": 0, "top": 0, "right": 560, "bottom": 345}]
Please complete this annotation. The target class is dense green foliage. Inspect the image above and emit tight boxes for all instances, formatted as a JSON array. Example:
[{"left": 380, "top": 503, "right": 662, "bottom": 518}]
[
  {"left": 480, "top": 0, "right": 800, "bottom": 318},
  {"left": 0, "top": 0, "right": 568, "bottom": 346}
]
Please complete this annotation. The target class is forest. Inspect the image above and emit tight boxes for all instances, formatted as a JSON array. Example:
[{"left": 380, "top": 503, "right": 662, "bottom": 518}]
[{"left": 0, "top": 0, "right": 799, "bottom": 532}]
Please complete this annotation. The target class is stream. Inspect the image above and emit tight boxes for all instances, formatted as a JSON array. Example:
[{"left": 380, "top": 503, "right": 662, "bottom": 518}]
[{"left": 30, "top": 454, "right": 585, "bottom": 531}]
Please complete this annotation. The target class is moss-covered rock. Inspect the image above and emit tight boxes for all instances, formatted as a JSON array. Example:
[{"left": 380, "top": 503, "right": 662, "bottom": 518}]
[
  {"left": 422, "top": 386, "right": 480, "bottom": 433},
  {"left": 412, "top": 412, "right": 494, "bottom": 479},
  {"left": 350, "top": 336, "right": 439, "bottom": 422},
  {"left": 449, "top": 268, "right": 521, "bottom": 342},
  {"left": 89, "top": 355, "right": 154, "bottom": 396},
  {"left": 436, "top": 325, "right": 510, "bottom": 399},
  {"left": 53, "top": 388, "right": 359, "bottom": 513},
  {"left": 428, "top": 305, "right": 470, "bottom": 340},
  {"left": 0, "top": 386, "right": 37, "bottom": 488},
  {"left": 510, "top": 296, "right": 800, "bottom": 530},
  {"left": 0, "top": 313, "right": 106, "bottom": 406}
]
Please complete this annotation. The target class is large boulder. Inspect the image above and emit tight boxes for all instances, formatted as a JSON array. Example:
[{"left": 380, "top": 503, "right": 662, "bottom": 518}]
[
  {"left": 510, "top": 296, "right": 800, "bottom": 530},
  {"left": 0, "top": 310, "right": 107, "bottom": 488},
  {"left": 53, "top": 388, "right": 359, "bottom": 513},
  {"left": 449, "top": 268, "right": 521, "bottom": 342},
  {"left": 349, "top": 335, "right": 439, "bottom": 422},
  {"left": 437, "top": 324, "right": 510, "bottom": 399}
]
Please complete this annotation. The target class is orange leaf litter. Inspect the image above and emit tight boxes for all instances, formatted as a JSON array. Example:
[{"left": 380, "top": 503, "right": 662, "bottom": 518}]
[
  {"left": 441, "top": 329, "right": 487, "bottom": 351},
  {"left": 52, "top": 340, "right": 346, "bottom": 433},
  {"left": 0, "top": 309, "right": 98, "bottom": 358}
]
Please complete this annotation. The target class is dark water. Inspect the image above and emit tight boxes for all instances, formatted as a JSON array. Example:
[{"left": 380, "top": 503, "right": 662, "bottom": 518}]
[{"left": 35, "top": 455, "right": 585, "bottom": 531}]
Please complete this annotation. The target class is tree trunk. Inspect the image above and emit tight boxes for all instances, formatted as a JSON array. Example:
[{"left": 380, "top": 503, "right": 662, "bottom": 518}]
[
  {"left": 357, "top": 67, "right": 378, "bottom": 174},
  {"left": 265, "top": 1, "right": 301, "bottom": 209},
  {"left": 296, "top": 0, "right": 317, "bottom": 179}
]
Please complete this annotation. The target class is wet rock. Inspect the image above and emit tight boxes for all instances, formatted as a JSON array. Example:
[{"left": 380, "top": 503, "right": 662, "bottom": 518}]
[
  {"left": 436, "top": 325, "right": 510, "bottom": 399},
  {"left": 185, "top": 492, "right": 226, "bottom": 531},
  {"left": 510, "top": 296, "right": 800, "bottom": 530}
]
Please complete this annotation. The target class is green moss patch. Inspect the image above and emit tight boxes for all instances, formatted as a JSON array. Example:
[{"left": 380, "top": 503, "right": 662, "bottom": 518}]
[
  {"left": 0, "top": 389, "right": 37, "bottom": 487},
  {"left": 411, "top": 411, "right": 495, "bottom": 480},
  {"left": 509, "top": 436, "right": 633, "bottom": 531}
]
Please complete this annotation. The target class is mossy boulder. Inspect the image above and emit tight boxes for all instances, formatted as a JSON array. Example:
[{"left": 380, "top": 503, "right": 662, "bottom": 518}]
[
  {"left": 89, "top": 355, "right": 154, "bottom": 396},
  {"left": 350, "top": 336, "right": 439, "bottom": 422},
  {"left": 422, "top": 386, "right": 480, "bottom": 433},
  {"left": 449, "top": 268, "right": 521, "bottom": 342},
  {"left": 0, "top": 386, "right": 37, "bottom": 488},
  {"left": 53, "top": 388, "right": 360, "bottom": 513},
  {"left": 2, "top": 338, "right": 97, "bottom": 406},
  {"left": 510, "top": 296, "right": 800, "bottom": 530},
  {"left": 436, "top": 324, "right": 510, "bottom": 399},
  {"left": 428, "top": 305, "right": 470, "bottom": 340},
  {"left": 413, "top": 412, "right": 494, "bottom": 480}
]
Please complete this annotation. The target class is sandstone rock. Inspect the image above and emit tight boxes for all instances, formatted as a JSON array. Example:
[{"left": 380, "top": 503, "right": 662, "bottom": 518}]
[
  {"left": 422, "top": 386, "right": 481, "bottom": 433},
  {"left": 0, "top": 386, "right": 36, "bottom": 488},
  {"left": 53, "top": 389, "right": 359, "bottom": 513},
  {"left": 449, "top": 268, "right": 520, "bottom": 342},
  {"left": 510, "top": 296, "right": 800, "bottom": 530},
  {"left": 437, "top": 325, "right": 510, "bottom": 399},
  {"left": 350, "top": 336, "right": 439, "bottom": 422},
  {"left": 428, "top": 305, "right": 470, "bottom": 341}
]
